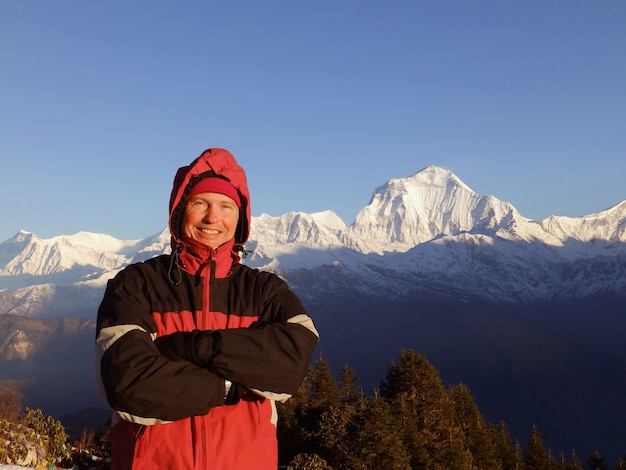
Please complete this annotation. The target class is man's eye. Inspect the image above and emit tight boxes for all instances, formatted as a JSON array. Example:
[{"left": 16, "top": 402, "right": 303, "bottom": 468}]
[{"left": 190, "top": 200, "right": 208, "bottom": 210}]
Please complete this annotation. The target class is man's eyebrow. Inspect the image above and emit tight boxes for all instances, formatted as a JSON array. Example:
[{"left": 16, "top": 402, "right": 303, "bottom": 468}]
[{"left": 188, "top": 195, "right": 236, "bottom": 204}]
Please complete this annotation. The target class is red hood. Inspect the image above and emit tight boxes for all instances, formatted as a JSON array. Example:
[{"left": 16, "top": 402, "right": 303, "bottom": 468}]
[{"left": 169, "top": 148, "right": 251, "bottom": 246}]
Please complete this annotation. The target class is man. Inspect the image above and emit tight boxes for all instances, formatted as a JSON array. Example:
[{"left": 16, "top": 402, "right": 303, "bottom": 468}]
[{"left": 95, "top": 148, "right": 319, "bottom": 469}]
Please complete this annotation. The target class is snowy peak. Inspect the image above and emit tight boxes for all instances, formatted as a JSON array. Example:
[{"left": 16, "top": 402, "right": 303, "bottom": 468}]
[
  {"left": 129, "top": 228, "right": 171, "bottom": 261},
  {"left": 0, "top": 230, "right": 37, "bottom": 267},
  {"left": 0, "top": 231, "right": 131, "bottom": 277},
  {"left": 346, "top": 165, "right": 540, "bottom": 253},
  {"left": 402, "top": 165, "right": 473, "bottom": 193},
  {"left": 250, "top": 210, "right": 346, "bottom": 248},
  {"left": 0, "top": 229, "right": 170, "bottom": 290},
  {"left": 541, "top": 200, "right": 626, "bottom": 243},
  {"left": 245, "top": 211, "right": 348, "bottom": 270}
]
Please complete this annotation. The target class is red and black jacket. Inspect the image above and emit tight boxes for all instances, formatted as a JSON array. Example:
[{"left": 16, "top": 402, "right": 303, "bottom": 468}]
[{"left": 95, "top": 148, "right": 319, "bottom": 469}]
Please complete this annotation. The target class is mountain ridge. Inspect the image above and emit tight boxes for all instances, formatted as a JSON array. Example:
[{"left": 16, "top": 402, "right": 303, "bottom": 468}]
[
  {"left": 2, "top": 165, "right": 624, "bottom": 291},
  {"left": 2, "top": 165, "right": 624, "bottom": 313}
]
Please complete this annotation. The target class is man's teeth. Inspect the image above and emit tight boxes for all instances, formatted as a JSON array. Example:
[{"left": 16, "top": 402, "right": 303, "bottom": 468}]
[{"left": 200, "top": 228, "right": 219, "bottom": 234}]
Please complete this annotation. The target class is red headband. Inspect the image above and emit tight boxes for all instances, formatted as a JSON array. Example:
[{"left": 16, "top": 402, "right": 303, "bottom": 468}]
[{"left": 187, "top": 177, "right": 241, "bottom": 208}]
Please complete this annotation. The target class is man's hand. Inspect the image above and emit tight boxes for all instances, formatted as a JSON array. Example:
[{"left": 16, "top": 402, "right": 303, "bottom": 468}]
[
  {"left": 155, "top": 331, "right": 248, "bottom": 405},
  {"left": 154, "top": 330, "right": 214, "bottom": 366}
]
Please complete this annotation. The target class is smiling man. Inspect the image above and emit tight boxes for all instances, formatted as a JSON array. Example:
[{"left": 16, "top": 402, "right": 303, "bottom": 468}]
[
  {"left": 95, "top": 148, "right": 319, "bottom": 470},
  {"left": 183, "top": 177, "right": 241, "bottom": 249}
]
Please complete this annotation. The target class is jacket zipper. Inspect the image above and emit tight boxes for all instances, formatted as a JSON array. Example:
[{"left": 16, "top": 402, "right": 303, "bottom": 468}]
[{"left": 201, "top": 247, "right": 217, "bottom": 468}]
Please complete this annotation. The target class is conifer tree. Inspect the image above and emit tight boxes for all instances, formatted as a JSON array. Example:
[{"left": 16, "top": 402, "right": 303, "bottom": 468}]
[
  {"left": 569, "top": 450, "right": 583, "bottom": 470},
  {"left": 546, "top": 448, "right": 558, "bottom": 469},
  {"left": 561, "top": 450, "right": 583, "bottom": 470},
  {"left": 315, "top": 402, "right": 354, "bottom": 468},
  {"left": 381, "top": 349, "right": 472, "bottom": 469},
  {"left": 314, "top": 364, "right": 364, "bottom": 468},
  {"left": 309, "top": 354, "right": 340, "bottom": 409},
  {"left": 301, "top": 355, "right": 341, "bottom": 463},
  {"left": 488, "top": 421, "right": 518, "bottom": 470},
  {"left": 278, "top": 354, "right": 340, "bottom": 461},
  {"left": 513, "top": 439, "right": 525, "bottom": 470},
  {"left": 338, "top": 364, "right": 363, "bottom": 406},
  {"left": 278, "top": 366, "right": 314, "bottom": 465},
  {"left": 448, "top": 382, "right": 498, "bottom": 469},
  {"left": 615, "top": 456, "right": 626, "bottom": 470},
  {"left": 344, "top": 395, "right": 411, "bottom": 470},
  {"left": 586, "top": 450, "right": 607, "bottom": 470},
  {"left": 524, "top": 424, "right": 548, "bottom": 470}
]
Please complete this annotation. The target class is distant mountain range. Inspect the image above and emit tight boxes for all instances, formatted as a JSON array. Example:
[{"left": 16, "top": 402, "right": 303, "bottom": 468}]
[
  {"left": 2, "top": 165, "right": 625, "bottom": 309},
  {"left": 1, "top": 165, "right": 625, "bottom": 462}
]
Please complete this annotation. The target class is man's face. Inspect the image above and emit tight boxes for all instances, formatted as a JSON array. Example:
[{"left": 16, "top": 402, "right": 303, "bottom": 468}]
[{"left": 182, "top": 192, "right": 239, "bottom": 249}]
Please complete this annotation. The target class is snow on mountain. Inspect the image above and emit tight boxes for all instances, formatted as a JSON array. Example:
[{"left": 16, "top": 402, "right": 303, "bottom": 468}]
[
  {"left": 0, "top": 230, "right": 131, "bottom": 278},
  {"left": 246, "top": 210, "right": 347, "bottom": 270},
  {"left": 344, "top": 165, "right": 561, "bottom": 253},
  {"left": 0, "top": 228, "right": 171, "bottom": 290},
  {"left": 251, "top": 210, "right": 346, "bottom": 247},
  {"left": 1, "top": 165, "right": 625, "bottom": 315},
  {"left": 541, "top": 200, "right": 626, "bottom": 243}
]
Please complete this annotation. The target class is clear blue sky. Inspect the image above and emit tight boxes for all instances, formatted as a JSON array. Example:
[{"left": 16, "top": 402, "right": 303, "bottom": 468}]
[{"left": 1, "top": 0, "right": 624, "bottom": 242}]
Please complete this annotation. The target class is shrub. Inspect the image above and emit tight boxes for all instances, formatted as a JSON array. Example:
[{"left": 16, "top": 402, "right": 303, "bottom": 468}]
[
  {"left": 22, "top": 407, "right": 69, "bottom": 461},
  {"left": 288, "top": 452, "right": 332, "bottom": 470},
  {"left": 0, "top": 387, "right": 23, "bottom": 421}
]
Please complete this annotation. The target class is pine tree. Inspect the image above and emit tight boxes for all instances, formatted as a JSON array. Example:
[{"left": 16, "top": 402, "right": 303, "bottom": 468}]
[
  {"left": 569, "top": 450, "right": 583, "bottom": 470},
  {"left": 278, "top": 366, "right": 314, "bottom": 465},
  {"left": 338, "top": 364, "right": 363, "bottom": 406},
  {"left": 306, "top": 355, "right": 341, "bottom": 460},
  {"left": 309, "top": 354, "right": 340, "bottom": 409},
  {"left": 344, "top": 395, "right": 411, "bottom": 470},
  {"left": 586, "top": 450, "right": 607, "bottom": 470},
  {"left": 488, "top": 421, "right": 517, "bottom": 470},
  {"left": 546, "top": 448, "right": 558, "bottom": 469},
  {"left": 315, "top": 402, "right": 354, "bottom": 469},
  {"left": 562, "top": 449, "right": 584, "bottom": 470},
  {"left": 524, "top": 424, "right": 548, "bottom": 470},
  {"left": 448, "top": 382, "right": 498, "bottom": 469},
  {"left": 278, "top": 354, "right": 341, "bottom": 464},
  {"left": 513, "top": 439, "right": 525, "bottom": 470},
  {"left": 381, "top": 349, "right": 472, "bottom": 470},
  {"left": 314, "top": 364, "right": 365, "bottom": 469}
]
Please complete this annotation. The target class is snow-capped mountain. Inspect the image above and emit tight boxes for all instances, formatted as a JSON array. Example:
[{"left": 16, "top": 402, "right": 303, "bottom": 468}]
[
  {"left": 1, "top": 165, "right": 625, "bottom": 313},
  {"left": 345, "top": 165, "right": 545, "bottom": 252},
  {"left": 246, "top": 166, "right": 625, "bottom": 305},
  {"left": 0, "top": 228, "right": 170, "bottom": 288},
  {"left": 249, "top": 165, "right": 625, "bottom": 261},
  {"left": 541, "top": 200, "right": 626, "bottom": 243}
]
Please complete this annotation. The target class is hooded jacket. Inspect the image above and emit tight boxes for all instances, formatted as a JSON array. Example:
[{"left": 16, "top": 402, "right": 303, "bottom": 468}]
[{"left": 95, "top": 148, "right": 319, "bottom": 470}]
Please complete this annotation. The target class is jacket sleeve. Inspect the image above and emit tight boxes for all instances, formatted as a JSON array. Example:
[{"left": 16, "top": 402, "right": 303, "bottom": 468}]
[
  {"left": 208, "top": 277, "right": 319, "bottom": 397},
  {"left": 95, "top": 264, "right": 227, "bottom": 424}
]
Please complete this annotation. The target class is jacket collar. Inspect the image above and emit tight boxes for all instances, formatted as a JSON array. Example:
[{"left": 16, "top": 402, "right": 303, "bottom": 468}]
[{"left": 179, "top": 237, "right": 237, "bottom": 279}]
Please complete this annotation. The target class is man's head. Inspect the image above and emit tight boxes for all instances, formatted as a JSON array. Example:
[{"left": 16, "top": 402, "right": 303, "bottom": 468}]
[
  {"left": 181, "top": 177, "right": 241, "bottom": 249},
  {"left": 169, "top": 148, "right": 251, "bottom": 249}
]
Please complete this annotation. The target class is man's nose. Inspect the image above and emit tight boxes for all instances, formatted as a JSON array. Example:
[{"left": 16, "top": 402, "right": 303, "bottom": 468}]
[{"left": 202, "top": 206, "right": 219, "bottom": 223}]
